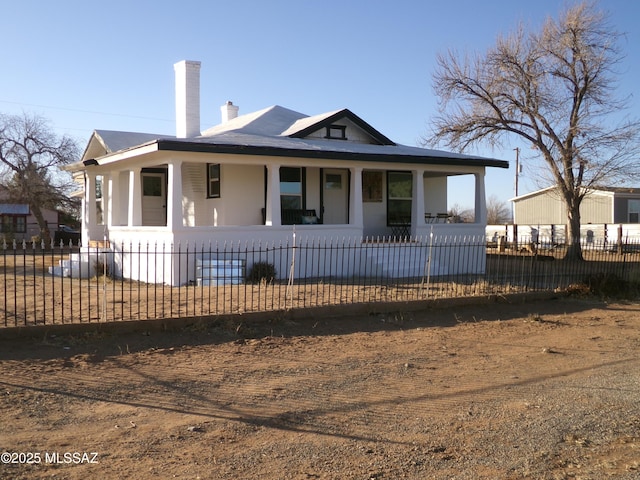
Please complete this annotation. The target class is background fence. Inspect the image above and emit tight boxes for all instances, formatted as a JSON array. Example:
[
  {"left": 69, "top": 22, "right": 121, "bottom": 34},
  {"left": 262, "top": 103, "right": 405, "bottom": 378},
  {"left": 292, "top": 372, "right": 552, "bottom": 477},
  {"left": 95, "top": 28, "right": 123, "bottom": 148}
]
[
  {"left": 487, "top": 223, "right": 640, "bottom": 246},
  {"left": 2, "top": 236, "right": 639, "bottom": 328}
]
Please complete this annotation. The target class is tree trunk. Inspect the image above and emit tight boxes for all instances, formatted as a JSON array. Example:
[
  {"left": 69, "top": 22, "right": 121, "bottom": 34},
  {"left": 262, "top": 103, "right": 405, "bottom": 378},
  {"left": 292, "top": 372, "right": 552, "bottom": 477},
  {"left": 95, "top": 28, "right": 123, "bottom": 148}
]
[
  {"left": 565, "top": 205, "right": 583, "bottom": 261},
  {"left": 29, "top": 204, "right": 51, "bottom": 244}
]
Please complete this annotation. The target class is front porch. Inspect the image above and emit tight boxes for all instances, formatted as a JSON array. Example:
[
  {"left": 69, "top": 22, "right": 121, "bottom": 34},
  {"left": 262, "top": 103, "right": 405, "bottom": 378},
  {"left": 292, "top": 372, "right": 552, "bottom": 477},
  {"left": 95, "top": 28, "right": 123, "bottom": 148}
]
[
  {"left": 70, "top": 149, "right": 493, "bottom": 285},
  {"left": 81, "top": 156, "right": 488, "bottom": 246}
]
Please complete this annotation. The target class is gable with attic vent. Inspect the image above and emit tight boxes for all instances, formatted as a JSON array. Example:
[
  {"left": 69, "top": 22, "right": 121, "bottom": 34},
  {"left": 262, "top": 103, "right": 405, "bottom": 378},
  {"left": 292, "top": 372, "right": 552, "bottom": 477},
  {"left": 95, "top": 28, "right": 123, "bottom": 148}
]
[
  {"left": 284, "top": 108, "right": 396, "bottom": 146},
  {"left": 302, "top": 117, "right": 382, "bottom": 144}
]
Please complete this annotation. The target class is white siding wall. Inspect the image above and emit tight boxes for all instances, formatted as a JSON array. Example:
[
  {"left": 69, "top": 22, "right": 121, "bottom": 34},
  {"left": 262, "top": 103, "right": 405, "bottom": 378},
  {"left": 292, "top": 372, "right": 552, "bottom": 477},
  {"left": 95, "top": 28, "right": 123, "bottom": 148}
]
[
  {"left": 182, "top": 163, "right": 205, "bottom": 226},
  {"left": 306, "top": 168, "right": 321, "bottom": 214},
  {"left": 424, "top": 176, "right": 447, "bottom": 216},
  {"left": 216, "top": 164, "right": 264, "bottom": 226},
  {"left": 181, "top": 162, "right": 265, "bottom": 227},
  {"left": 117, "top": 171, "right": 130, "bottom": 226}
]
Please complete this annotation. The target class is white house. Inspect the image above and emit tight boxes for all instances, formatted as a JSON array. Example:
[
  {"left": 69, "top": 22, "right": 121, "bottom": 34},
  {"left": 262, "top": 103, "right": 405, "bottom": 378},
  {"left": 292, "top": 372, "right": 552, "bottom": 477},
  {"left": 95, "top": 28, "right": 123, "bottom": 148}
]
[{"left": 63, "top": 60, "right": 508, "bottom": 284}]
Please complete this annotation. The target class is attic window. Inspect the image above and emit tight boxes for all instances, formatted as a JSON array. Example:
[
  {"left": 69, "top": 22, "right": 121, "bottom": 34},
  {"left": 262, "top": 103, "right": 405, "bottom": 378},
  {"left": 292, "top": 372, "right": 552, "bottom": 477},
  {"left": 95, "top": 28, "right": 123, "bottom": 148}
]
[{"left": 325, "top": 124, "right": 347, "bottom": 140}]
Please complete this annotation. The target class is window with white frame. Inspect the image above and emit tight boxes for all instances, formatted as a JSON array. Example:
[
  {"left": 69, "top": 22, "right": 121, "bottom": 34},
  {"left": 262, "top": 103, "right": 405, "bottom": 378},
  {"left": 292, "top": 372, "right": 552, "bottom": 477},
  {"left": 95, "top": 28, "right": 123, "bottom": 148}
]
[
  {"left": 96, "top": 175, "right": 104, "bottom": 225},
  {"left": 280, "top": 167, "right": 303, "bottom": 210},
  {"left": 387, "top": 171, "right": 412, "bottom": 223},
  {"left": 207, "top": 164, "right": 221, "bottom": 198}
]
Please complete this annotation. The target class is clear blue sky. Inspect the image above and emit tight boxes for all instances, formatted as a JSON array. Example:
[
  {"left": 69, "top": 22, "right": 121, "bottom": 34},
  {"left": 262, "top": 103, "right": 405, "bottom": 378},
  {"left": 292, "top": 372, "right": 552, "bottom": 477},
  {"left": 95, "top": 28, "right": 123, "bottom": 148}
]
[{"left": 2, "top": 0, "right": 639, "bottom": 209}]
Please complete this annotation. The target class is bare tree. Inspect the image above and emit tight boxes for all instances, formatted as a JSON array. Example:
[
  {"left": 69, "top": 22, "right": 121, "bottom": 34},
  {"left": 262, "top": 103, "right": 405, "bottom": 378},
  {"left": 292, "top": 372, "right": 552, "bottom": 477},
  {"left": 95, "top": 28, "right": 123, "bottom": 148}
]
[
  {"left": 448, "top": 203, "right": 474, "bottom": 223},
  {"left": 486, "top": 195, "right": 512, "bottom": 224},
  {"left": 426, "top": 1, "right": 640, "bottom": 259},
  {"left": 0, "top": 112, "right": 79, "bottom": 240}
]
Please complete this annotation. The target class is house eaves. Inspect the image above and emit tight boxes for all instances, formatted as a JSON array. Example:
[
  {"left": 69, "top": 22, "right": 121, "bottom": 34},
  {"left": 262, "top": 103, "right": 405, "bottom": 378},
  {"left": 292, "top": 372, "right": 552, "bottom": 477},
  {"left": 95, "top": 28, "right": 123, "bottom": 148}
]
[
  {"left": 70, "top": 102, "right": 509, "bottom": 170},
  {"left": 154, "top": 139, "right": 508, "bottom": 168},
  {"left": 70, "top": 130, "right": 508, "bottom": 170},
  {"left": 67, "top": 141, "right": 162, "bottom": 170}
]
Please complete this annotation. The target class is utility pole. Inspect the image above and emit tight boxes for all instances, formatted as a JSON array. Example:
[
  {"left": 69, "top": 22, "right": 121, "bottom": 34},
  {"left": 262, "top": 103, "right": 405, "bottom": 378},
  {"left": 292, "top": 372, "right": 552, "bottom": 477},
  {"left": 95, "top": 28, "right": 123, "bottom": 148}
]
[
  {"left": 513, "top": 147, "right": 520, "bottom": 246},
  {"left": 514, "top": 147, "right": 520, "bottom": 197}
]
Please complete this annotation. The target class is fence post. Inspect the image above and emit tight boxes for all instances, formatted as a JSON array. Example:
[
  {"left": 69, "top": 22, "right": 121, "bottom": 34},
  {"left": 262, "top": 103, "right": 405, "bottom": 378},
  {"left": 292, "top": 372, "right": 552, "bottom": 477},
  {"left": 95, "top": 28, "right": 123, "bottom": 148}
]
[{"left": 617, "top": 224, "right": 623, "bottom": 254}]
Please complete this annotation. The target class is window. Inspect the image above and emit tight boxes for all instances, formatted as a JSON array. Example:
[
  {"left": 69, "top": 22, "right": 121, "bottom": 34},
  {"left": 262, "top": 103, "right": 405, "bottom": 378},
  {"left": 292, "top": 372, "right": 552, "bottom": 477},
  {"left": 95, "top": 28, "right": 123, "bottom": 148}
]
[
  {"left": 15, "top": 216, "right": 26, "bottom": 233},
  {"left": 325, "top": 173, "right": 342, "bottom": 190},
  {"left": 96, "top": 175, "right": 104, "bottom": 225},
  {"left": 363, "top": 171, "right": 383, "bottom": 202},
  {"left": 629, "top": 199, "right": 640, "bottom": 223},
  {"left": 0, "top": 215, "right": 27, "bottom": 233},
  {"left": 387, "top": 171, "right": 412, "bottom": 223},
  {"left": 325, "top": 124, "right": 347, "bottom": 140},
  {"left": 207, "top": 164, "right": 221, "bottom": 198},
  {"left": 280, "top": 167, "right": 303, "bottom": 210},
  {"left": 143, "top": 176, "right": 162, "bottom": 196}
]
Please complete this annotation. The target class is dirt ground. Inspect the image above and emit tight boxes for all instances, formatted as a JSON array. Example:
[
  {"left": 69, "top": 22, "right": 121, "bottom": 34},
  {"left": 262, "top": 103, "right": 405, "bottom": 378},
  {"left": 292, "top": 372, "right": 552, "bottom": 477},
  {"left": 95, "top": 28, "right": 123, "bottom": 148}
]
[{"left": 1, "top": 295, "right": 639, "bottom": 479}]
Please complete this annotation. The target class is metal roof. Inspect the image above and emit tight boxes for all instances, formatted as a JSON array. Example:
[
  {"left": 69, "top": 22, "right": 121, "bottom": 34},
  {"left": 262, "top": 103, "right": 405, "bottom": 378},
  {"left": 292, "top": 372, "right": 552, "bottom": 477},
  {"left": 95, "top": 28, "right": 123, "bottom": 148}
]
[
  {"left": 76, "top": 105, "right": 509, "bottom": 170},
  {"left": 0, "top": 204, "right": 29, "bottom": 215}
]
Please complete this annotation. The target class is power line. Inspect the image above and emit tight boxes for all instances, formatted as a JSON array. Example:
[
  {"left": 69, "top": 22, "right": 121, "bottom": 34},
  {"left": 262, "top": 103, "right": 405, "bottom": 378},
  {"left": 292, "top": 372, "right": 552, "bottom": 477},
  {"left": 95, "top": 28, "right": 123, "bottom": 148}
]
[{"left": 0, "top": 99, "right": 173, "bottom": 123}]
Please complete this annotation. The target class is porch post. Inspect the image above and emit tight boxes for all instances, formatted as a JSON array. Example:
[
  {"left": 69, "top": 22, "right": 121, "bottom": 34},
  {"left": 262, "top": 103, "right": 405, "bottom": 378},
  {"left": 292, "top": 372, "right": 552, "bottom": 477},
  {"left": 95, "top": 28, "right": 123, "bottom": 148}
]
[
  {"left": 475, "top": 171, "right": 487, "bottom": 224},
  {"left": 82, "top": 171, "right": 96, "bottom": 241},
  {"left": 349, "top": 167, "right": 364, "bottom": 228},
  {"left": 167, "top": 160, "right": 184, "bottom": 230},
  {"left": 265, "top": 164, "right": 281, "bottom": 226},
  {"left": 128, "top": 168, "right": 142, "bottom": 226},
  {"left": 411, "top": 169, "right": 425, "bottom": 235}
]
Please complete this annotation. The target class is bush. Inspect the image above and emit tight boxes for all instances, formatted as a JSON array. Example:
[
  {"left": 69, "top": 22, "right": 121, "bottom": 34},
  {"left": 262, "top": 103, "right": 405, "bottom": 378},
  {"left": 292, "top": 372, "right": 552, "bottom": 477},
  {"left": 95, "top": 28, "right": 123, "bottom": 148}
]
[
  {"left": 93, "top": 258, "right": 111, "bottom": 278},
  {"left": 584, "top": 273, "right": 629, "bottom": 298},
  {"left": 246, "top": 262, "right": 276, "bottom": 283}
]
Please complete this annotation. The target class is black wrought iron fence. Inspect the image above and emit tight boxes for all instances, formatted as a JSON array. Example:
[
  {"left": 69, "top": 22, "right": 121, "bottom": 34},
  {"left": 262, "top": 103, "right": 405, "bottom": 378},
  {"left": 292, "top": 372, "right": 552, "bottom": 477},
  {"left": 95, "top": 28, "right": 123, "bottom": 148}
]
[{"left": 1, "top": 236, "right": 638, "bottom": 328}]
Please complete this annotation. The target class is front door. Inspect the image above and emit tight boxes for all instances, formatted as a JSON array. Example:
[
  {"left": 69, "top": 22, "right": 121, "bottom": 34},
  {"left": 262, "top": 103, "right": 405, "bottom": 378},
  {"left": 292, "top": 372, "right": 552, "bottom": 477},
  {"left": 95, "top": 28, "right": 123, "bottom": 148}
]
[
  {"left": 141, "top": 172, "right": 167, "bottom": 226},
  {"left": 322, "top": 169, "right": 348, "bottom": 224}
]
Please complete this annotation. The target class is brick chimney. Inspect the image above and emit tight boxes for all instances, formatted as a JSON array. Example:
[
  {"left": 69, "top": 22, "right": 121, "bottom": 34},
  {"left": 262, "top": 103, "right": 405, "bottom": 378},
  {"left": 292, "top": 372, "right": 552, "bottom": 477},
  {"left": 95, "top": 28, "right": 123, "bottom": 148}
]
[
  {"left": 174, "top": 60, "right": 201, "bottom": 138},
  {"left": 220, "top": 101, "right": 239, "bottom": 123}
]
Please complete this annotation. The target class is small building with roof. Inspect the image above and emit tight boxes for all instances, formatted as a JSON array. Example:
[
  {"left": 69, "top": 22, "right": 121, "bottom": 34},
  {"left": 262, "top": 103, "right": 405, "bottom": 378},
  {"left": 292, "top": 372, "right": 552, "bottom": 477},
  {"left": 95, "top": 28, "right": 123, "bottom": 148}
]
[{"left": 512, "top": 186, "right": 640, "bottom": 225}]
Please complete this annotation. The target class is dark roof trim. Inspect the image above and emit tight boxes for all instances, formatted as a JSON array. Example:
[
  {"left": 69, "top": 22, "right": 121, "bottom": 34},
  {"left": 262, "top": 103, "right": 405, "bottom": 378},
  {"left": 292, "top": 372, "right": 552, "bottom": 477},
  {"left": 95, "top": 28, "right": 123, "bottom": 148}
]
[
  {"left": 156, "top": 140, "right": 509, "bottom": 168},
  {"left": 288, "top": 109, "right": 396, "bottom": 146}
]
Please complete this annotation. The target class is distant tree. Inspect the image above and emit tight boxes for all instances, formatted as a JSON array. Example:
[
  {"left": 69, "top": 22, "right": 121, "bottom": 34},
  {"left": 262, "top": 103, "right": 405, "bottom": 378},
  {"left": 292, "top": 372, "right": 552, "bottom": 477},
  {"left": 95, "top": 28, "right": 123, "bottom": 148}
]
[
  {"left": 486, "top": 195, "right": 512, "bottom": 224},
  {"left": 448, "top": 203, "right": 474, "bottom": 223},
  {"left": 426, "top": 2, "right": 640, "bottom": 260},
  {"left": 0, "top": 112, "right": 80, "bottom": 240}
]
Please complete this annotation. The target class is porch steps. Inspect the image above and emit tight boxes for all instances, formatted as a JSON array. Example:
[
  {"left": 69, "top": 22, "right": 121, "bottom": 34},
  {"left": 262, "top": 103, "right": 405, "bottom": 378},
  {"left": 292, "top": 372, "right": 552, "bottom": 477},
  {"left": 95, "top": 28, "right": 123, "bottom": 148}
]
[
  {"left": 48, "top": 248, "right": 111, "bottom": 278},
  {"left": 48, "top": 258, "right": 81, "bottom": 278}
]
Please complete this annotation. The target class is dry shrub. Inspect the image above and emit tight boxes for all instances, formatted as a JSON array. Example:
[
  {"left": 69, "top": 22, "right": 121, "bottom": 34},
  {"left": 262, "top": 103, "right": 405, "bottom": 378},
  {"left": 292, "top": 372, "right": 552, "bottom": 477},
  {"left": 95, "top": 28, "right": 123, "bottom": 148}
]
[
  {"left": 246, "top": 262, "right": 276, "bottom": 284},
  {"left": 584, "top": 273, "right": 632, "bottom": 298}
]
